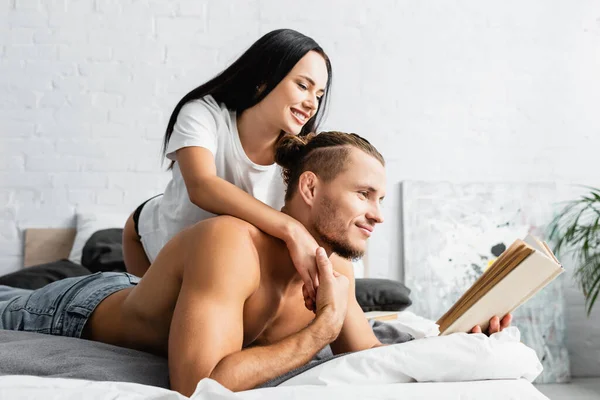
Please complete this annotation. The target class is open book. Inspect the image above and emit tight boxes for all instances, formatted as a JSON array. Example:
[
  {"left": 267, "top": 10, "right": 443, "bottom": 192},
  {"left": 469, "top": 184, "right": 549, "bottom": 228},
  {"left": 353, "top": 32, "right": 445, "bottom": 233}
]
[{"left": 437, "top": 234, "right": 563, "bottom": 336}]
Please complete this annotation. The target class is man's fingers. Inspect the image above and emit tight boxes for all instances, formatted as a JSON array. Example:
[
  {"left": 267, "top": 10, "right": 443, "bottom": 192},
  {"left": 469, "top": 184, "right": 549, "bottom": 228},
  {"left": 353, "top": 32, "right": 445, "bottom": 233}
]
[
  {"left": 489, "top": 316, "right": 500, "bottom": 334},
  {"left": 473, "top": 315, "right": 510, "bottom": 336},
  {"left": 501, "top": 314, "right": 512, "bottom": 329},
  {"left": 315, "top": 247, "right": 333, "bottom": 276}
]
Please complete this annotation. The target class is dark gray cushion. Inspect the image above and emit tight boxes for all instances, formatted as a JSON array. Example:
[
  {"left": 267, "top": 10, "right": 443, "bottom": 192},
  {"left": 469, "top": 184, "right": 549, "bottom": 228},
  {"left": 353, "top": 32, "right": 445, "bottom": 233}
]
[
  {"left": 82, "top": 228, "right": 127, "bottom": 273},
  {"left": 0, "top": 259, "right": 91, "bottom": 290},
  {"left": 355, "top": 278, "right": 412, "bottom": 312}
]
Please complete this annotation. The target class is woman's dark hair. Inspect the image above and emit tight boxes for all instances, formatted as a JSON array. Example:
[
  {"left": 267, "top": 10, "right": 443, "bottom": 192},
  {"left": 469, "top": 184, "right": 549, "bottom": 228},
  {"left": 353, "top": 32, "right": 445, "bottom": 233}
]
[
  {"left": 162, "top": 29, "right": 333, "bottom": 167},
  {"left": 275, "top": 131, "right": 385, "bottom": 201}
]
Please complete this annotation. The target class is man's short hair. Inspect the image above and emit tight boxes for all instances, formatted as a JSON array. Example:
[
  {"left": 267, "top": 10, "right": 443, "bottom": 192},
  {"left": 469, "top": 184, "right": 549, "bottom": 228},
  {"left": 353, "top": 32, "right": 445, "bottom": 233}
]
[{"left": 275, "top": 131, "right": 385, "bottom": 201}]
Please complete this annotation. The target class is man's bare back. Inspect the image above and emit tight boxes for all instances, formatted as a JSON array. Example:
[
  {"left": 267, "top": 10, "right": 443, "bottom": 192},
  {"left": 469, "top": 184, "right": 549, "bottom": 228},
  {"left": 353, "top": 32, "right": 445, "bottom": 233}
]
[{"left": 85, "top": 216, "right": 335, "bottom": 355}]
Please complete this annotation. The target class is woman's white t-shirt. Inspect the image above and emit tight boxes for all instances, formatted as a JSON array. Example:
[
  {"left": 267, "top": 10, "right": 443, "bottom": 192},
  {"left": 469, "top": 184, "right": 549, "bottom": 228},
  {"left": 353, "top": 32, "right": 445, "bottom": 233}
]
[{"left": 138, "top": 95, "right": 286, "bottom": 262}]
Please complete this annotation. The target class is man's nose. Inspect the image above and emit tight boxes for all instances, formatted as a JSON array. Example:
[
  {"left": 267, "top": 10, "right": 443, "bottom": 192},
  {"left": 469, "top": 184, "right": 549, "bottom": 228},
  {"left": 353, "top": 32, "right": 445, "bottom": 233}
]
[{"left": 368, "top": 203, "right": 384, "bottom": 224}]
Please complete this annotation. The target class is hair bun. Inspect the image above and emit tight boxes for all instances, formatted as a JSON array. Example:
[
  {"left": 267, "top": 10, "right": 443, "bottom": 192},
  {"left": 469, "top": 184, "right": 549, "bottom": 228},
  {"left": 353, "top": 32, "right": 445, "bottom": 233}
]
[{"left": 275, "top": 133, "right": 316, "bottom": 171}]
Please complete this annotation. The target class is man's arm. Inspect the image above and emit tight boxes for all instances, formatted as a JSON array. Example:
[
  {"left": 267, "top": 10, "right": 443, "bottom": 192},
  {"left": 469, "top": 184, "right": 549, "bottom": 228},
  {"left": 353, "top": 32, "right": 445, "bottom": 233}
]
[
  {"left": 209, "top": 313, "right": 336, "bottom": 392},
  {"left": 168, "top": 220, "right": 347, "bottom": 395},
  {"left": 211, "top": 248, "right": 349, "bottom": 392},
  {"left": 329, "top": 255, "right": 382, "bottom": 354}
]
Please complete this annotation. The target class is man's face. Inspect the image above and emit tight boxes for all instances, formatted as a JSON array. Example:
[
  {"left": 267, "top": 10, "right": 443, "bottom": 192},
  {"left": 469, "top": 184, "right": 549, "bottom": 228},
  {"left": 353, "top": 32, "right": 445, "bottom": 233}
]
[{"left": 310, "top": 148, "right": 386, "bottom": 260}]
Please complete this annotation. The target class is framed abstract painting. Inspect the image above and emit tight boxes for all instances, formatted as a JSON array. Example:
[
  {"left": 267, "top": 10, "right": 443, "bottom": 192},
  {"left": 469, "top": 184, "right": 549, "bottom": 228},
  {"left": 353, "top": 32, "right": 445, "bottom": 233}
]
[{"left": 400, "top": 181, "right": 570, "bottom": 383}]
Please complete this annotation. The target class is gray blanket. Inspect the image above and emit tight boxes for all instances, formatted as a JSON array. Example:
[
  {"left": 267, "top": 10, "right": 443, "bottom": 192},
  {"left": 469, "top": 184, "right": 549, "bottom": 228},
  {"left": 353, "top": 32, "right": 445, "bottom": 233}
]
[
  {"left": 0, "top": 330, "right": 170, "bottom": 388},
  {"left": 0, "top": 321, "right": 413, "bottom": 389}
]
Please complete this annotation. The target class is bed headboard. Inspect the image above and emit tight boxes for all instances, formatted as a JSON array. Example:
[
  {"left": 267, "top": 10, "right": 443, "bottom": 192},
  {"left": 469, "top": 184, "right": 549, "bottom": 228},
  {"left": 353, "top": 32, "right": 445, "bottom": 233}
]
[{"left": 24, "top": 228, "right": 76, "bottom": 267}]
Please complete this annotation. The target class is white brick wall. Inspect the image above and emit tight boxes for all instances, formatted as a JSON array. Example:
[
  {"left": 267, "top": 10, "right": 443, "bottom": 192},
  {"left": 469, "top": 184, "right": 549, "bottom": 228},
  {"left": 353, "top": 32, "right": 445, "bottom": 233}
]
[{"left": 1, "top": 0, "right": 600, "bottom": 376}]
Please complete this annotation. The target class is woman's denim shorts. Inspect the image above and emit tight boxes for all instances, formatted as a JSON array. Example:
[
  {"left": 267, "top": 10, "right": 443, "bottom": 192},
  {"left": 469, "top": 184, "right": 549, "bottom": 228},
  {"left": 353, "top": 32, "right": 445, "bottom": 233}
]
[{"left": 0, "top": 272, "right": 139, "bottom": 339}]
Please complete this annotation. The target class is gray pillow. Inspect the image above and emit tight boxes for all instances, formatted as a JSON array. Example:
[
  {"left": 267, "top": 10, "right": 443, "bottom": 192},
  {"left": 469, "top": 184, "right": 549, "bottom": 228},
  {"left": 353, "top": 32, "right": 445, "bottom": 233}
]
[
  {"left": 355, "top": 278, "right": 412, "bottom": 312},
  {"left": 0, "top": 259, "right": 91, "bottom": 290},
  {"left": 82, "top": 228, "right": 127, "bottom": 273}
]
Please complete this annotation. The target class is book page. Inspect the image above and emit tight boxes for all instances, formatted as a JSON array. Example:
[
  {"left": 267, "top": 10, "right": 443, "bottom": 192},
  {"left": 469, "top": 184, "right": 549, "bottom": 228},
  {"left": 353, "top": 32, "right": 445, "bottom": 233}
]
[
  {"left": 523, "top": 234, "right": 553, "bottom": 260},
  {"left": 542, "top": 241, "right": 561, "bottom": 264}
]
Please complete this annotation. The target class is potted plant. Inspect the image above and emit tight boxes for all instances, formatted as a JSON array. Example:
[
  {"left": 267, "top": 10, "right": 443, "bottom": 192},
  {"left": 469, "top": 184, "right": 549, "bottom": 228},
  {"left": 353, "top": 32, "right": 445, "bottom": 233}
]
[{"left": 548, "top": 186, "right": 600, "bottom": 315}]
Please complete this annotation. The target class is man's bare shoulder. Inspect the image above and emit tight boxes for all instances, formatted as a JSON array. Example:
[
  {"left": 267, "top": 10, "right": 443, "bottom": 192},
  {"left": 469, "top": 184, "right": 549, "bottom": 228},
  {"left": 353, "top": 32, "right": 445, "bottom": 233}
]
[
  {"left": 185, "top": 215, "right": 264, "bottom": 242},
  {"left": 179, "top": 216, "right": 266, "bottom": 287},
  {"left": 190, "top": 215, "right": 264, "bottom": 237}
]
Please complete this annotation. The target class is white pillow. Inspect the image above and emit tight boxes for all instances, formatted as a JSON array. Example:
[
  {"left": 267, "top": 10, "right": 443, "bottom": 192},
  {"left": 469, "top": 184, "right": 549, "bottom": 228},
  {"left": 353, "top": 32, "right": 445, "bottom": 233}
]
[
  {"left": 68, "top": 212, "right": 129, "bottom": 265},
  {"left": 280, "top": 327, "right": 543, "bottom": 386}
]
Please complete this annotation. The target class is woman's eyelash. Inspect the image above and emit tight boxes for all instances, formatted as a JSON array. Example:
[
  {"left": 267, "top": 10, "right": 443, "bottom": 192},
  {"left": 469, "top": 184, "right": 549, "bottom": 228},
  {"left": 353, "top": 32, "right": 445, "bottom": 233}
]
[{"left": 298, "top": 82, "right": 323, "bottom": 101}]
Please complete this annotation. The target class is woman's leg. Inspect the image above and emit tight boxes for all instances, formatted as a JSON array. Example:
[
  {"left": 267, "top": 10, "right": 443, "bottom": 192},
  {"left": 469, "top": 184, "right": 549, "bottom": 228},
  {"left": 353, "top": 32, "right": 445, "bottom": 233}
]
[{"left": 122, "top": 212, "right": 151, "bottom": 277}]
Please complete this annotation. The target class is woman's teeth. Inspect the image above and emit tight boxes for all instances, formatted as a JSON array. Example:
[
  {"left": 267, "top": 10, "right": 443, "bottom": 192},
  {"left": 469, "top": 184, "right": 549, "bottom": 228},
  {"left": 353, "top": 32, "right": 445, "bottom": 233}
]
[{"left": 292, "top": 110, "right": 306, "bottom": 122}]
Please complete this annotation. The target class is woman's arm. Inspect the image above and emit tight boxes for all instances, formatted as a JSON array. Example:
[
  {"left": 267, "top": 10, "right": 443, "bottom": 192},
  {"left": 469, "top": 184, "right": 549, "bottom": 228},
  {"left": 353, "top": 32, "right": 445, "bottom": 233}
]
[{"left": 177, "top": 146, "right": 319, "bottom": 297}]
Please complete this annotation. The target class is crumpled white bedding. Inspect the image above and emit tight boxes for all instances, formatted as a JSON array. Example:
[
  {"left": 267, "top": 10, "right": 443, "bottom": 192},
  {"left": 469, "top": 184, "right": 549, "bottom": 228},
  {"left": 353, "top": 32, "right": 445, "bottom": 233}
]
[
  {"left": 280, "top": 326, "right": 542, "bottom": 386},
  {"left": 0, "top": 326, "right": 545, "bottom": 399},
  {"left": 0, "top": 376, "right": 548, "bottom": 400}
]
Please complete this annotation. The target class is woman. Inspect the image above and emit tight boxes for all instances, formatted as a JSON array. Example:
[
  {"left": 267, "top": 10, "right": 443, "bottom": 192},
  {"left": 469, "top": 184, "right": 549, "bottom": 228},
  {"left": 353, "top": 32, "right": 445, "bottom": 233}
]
[{"left": 123, "top": 29, "right": 332, "bottom": 299}]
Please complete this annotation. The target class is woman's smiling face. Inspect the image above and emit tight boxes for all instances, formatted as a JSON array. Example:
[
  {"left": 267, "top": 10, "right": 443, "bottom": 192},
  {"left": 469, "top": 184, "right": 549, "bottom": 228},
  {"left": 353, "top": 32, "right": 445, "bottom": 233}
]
[{"left": 256, "top": 51, "right": 329, "bottom": 135}]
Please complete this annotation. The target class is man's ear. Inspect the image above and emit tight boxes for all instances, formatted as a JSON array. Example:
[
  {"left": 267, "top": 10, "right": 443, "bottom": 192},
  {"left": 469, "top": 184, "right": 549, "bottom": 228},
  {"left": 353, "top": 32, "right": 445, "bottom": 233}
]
[{"left": 298, "top": 171, "right": 319, "bottom": 206}]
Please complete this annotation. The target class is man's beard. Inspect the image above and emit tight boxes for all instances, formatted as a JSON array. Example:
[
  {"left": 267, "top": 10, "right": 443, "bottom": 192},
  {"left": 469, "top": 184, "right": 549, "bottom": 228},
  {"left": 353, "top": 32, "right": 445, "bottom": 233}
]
[{"left": 312, "top": 196, "right": 364, "bottom": 261}]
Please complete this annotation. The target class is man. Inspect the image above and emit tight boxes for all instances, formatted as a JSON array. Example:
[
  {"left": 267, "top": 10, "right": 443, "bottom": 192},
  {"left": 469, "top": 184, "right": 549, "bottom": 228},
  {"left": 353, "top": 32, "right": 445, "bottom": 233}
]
[{"left": 0, "top": 131, "right": 510, "bottom": 396}]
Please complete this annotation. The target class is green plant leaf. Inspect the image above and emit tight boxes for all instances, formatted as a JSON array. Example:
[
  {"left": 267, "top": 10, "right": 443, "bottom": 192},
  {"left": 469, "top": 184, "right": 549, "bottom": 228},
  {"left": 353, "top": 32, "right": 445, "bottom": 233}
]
[
  {"left": 549, "top": 187, "right": 600, "bottom": 314},
  {"left": 585, "top": 267, "right": 600, "bottom": 316}
]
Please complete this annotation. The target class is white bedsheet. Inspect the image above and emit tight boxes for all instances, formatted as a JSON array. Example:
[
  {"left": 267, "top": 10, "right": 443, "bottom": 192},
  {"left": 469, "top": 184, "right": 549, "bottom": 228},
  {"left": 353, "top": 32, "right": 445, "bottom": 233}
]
[{"left": 0, "top": 376, "right": 548, "bottom": 400}]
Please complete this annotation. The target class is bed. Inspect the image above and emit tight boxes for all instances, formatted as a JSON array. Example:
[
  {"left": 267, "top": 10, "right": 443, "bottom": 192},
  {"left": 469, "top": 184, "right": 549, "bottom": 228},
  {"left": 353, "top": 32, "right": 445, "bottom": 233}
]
[
  {"left": 0, "top": 227, "right": 550, "bottom": 399},
  {"left": 0, "top": 320, "right": 547, "bottom": 400}
]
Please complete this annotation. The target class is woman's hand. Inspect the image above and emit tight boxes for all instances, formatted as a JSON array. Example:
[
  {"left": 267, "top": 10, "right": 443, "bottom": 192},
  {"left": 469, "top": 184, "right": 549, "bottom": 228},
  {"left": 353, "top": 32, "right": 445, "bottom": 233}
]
[{"left": 286, "top": 222, "right": 320, "bottom": 307}]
